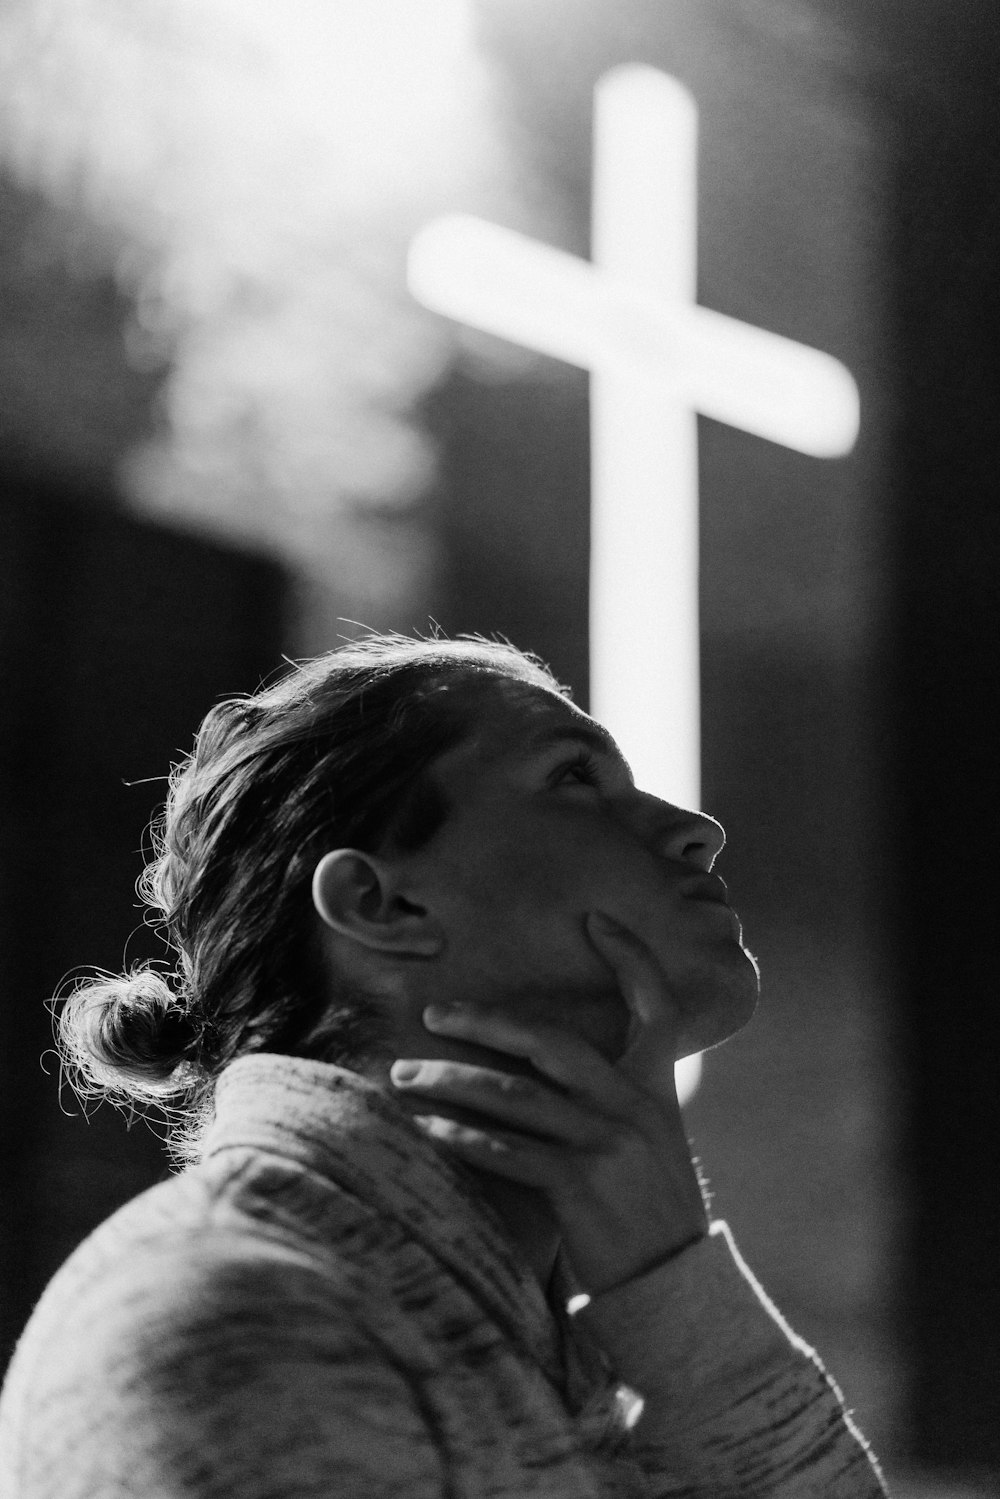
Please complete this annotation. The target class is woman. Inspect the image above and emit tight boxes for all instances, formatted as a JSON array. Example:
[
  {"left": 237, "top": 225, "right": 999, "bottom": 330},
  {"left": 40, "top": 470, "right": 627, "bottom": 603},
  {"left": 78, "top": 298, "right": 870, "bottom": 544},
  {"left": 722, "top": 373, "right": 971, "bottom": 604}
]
[{"left": 0, "top": 633, "right": 887, "bottom": 1498}]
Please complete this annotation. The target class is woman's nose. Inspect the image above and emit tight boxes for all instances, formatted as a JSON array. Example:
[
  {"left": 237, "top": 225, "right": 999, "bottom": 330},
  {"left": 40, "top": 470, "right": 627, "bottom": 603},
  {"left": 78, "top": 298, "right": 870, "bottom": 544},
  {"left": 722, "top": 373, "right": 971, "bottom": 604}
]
[{"left": 649, "top": 802, "right": 727, "bottom": 871}]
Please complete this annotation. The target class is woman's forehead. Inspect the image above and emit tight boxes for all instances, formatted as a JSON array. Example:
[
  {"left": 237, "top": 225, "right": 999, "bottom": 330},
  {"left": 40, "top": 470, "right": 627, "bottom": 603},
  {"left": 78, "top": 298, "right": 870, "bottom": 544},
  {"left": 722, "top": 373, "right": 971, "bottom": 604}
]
[{"left": 442, "top": 674, "right": 595, "bottom": 767}]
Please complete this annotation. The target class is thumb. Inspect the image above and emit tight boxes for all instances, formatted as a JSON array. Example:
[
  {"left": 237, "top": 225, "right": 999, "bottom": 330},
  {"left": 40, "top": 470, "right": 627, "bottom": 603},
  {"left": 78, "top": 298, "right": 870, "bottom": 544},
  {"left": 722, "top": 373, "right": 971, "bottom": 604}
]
[{"left": 585, "top": 913, "right": 683, "bottom": 1100}]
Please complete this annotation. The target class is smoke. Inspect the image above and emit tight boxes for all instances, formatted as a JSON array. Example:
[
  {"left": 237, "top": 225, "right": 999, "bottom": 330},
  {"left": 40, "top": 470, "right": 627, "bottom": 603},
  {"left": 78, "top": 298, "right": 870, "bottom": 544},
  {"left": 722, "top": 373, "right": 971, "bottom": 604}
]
[{"left": 0, "top": 0, "right": 537, "bottom": 606}]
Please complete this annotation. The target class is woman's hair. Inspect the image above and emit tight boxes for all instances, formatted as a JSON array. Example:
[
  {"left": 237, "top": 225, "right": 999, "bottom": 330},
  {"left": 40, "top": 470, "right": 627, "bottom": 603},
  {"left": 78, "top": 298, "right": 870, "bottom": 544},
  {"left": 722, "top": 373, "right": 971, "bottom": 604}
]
[{"left": 57, "top": 632, "right": 565, "bottom": 1161}]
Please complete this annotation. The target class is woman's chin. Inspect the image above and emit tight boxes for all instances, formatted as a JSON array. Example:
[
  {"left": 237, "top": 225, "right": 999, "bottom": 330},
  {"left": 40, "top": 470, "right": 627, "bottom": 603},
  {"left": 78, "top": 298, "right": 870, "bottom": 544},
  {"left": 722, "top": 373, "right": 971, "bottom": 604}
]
[{"left": 677, "top": 961, "right": 760, "bottom": 1057}]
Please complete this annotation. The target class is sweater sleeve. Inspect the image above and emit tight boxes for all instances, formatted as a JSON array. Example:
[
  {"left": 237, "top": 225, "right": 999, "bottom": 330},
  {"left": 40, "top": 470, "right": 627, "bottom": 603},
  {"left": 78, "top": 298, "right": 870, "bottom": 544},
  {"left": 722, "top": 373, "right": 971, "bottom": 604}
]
[
  {"left": 573, "top": 1220, "right": 889, "bottom": 1499},
  {"left": 7, "top": 1232, "right": 449, "bottom": 1499}
]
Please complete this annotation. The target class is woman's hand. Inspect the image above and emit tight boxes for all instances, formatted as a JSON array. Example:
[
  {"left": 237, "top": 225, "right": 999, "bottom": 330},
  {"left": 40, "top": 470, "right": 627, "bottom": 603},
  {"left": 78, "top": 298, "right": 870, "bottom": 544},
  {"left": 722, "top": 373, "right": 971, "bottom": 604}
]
[{"left": 389, "top": 913, "right": 709, "bottom": 1297}]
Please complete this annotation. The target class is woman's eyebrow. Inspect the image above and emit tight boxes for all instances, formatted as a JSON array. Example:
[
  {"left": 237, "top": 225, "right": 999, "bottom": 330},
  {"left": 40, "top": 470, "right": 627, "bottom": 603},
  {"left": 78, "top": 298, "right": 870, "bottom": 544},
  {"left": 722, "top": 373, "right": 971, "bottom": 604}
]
[{"left": 524, "top": 721, "right": 622, "bottom": 760}]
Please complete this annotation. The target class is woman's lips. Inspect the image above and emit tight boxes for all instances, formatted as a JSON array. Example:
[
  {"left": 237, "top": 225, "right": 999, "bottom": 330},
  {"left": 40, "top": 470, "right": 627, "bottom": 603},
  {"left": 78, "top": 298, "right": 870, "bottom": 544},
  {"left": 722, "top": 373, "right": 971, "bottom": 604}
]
[{"left": 682, "top": 873, "right": 731, "bottom": 906}]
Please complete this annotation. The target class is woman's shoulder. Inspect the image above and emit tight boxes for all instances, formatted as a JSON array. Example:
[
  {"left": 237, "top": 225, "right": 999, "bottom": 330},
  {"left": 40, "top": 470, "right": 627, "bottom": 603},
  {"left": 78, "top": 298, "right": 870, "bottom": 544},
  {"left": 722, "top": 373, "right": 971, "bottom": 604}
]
[
  {"left": 7, "top": 1148, "right": 377, "bottom": 1391},
  {"left": 0, "top": 1152, "right": 443, "bottom": 1499},
  {"left": 3, "top": 1157, "right": 391, "bottom": 1460}
]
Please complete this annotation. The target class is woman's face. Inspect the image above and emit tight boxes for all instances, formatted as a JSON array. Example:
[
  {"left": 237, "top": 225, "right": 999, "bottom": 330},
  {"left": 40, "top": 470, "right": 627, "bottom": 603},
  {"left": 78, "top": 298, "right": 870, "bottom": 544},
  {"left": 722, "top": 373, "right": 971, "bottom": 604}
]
[{"left": 391, "top": 675, "right": 759, "bottom": 1066}]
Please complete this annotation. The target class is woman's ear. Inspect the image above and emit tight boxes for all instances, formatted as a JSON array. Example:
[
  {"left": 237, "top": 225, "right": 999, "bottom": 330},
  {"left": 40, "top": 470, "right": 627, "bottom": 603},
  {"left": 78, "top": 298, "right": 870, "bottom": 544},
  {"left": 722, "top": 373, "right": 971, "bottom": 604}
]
[{"left": 311, "top": 849, "right": 444, "bottom": 958}]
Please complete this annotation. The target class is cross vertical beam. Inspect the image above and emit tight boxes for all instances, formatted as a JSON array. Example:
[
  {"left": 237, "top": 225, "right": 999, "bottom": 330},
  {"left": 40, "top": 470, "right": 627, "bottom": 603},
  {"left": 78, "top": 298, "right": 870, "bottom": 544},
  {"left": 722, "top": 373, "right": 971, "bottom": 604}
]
[
  {"left": 407, "top": 64, "right": 858, "bottom": 807},
  {"left": 590, "top": 68, "right": 700, "bottom": 805},
  {"left": 408, "top": 64, "right": 859, "bottom": 1104}
]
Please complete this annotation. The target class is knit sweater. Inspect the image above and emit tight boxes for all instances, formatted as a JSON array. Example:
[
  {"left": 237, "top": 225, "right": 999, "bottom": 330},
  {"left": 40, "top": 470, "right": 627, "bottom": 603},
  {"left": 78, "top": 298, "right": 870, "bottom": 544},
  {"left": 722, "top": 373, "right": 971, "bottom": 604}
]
[{"left": 0, "top": 1054, "right": 888, "bottom": 1498}]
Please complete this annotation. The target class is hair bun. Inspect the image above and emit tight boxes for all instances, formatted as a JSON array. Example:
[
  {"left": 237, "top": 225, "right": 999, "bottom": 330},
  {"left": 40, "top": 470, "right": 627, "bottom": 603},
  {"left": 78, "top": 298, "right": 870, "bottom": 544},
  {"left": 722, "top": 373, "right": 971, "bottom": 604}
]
[{"left": 59, "top": 966, "right": 198, "bottom": 1100}]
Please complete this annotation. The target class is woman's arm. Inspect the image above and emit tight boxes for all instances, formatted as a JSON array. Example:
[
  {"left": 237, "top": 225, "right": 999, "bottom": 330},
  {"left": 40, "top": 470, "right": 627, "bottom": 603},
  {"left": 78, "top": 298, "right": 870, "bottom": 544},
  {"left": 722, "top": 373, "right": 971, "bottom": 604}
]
[
  {"left": 389, "top": 916, "right": 889, "bottom": 1497},
  {"left": 574, "top": 1220, "right": 888, "bottom": 1497}
]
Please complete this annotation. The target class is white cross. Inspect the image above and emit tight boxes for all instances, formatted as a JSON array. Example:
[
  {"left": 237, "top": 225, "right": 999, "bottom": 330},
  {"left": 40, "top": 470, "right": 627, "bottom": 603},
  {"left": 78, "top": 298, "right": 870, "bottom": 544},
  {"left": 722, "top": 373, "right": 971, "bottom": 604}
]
[{"left": 407, "top": 64, "right": 859, "bottom": 811}]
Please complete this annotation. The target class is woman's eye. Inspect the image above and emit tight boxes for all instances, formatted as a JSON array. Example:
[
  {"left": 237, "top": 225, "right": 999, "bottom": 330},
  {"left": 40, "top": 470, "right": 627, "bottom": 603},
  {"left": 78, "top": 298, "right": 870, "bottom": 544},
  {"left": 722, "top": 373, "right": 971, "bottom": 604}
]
[{"left": 553, "top": 752, "right": 602, "bottom": 788}]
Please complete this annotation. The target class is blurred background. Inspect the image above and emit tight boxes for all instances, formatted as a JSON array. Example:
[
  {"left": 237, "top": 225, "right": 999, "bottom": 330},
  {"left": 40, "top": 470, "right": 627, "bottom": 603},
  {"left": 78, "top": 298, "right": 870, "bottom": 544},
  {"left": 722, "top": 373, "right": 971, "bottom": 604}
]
[{"left": 1, "top": 3, "right": 998, "bottom": 1495}]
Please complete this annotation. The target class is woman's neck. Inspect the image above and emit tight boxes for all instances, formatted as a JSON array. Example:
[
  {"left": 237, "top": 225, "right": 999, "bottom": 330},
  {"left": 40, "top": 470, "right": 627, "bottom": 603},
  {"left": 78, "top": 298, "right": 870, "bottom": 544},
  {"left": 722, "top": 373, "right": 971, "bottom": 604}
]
[{"left": 472, "top": 1175, "right": 561, "bottom": 1295}]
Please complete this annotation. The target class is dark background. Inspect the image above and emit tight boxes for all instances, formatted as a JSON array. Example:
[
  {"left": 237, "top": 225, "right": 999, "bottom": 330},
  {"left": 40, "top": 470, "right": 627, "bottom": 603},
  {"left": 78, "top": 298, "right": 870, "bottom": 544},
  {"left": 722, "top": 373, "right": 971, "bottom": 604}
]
[{"left": 2, "top": 3, "right": 998, "bottom": 1491}]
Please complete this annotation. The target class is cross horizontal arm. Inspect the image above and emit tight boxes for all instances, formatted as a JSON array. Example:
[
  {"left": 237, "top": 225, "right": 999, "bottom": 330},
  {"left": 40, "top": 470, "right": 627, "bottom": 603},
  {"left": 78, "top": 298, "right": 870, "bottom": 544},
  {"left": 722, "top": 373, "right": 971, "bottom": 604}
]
[{"left": 408, "top": 214, "right": 859, "bottom": 458}]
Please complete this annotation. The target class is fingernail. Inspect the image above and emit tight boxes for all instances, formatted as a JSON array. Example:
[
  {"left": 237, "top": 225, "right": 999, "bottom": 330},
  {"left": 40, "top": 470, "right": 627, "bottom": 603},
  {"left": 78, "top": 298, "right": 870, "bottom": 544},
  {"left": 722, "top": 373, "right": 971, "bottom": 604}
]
[
  {"left": 423, "top": 1003, "right": 460, "bottom": 1027},
  {"left": 390, "top": 1060, "right": 423, "bottom": 1085}
]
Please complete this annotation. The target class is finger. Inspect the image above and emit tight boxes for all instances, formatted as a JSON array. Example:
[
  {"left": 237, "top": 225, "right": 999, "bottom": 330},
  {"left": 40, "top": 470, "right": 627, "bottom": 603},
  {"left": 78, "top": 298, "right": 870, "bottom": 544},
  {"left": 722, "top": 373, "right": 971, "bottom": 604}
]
[
  {"left": 390, "top": 1059, "right": 601, "bottom": 1144},
  {"left": 585, "top": 915, "right": 683, "bottom": 1097},
  {"left": 585, "top": 913, "right": 678, "bottom": 1032},
  {"left": 421, "top": 1005, "right": 643, "bottom": 1120},
  {"left": 411, "top": 1112, "right": 572, "bottom": 1188}
]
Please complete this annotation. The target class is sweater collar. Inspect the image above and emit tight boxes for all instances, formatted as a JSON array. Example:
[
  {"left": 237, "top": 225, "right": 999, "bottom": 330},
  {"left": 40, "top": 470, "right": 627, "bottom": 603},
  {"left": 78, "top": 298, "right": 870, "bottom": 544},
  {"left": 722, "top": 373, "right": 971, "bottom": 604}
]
[{"left": 201, "top": 1052, "right": 567, "bottom": 1377}]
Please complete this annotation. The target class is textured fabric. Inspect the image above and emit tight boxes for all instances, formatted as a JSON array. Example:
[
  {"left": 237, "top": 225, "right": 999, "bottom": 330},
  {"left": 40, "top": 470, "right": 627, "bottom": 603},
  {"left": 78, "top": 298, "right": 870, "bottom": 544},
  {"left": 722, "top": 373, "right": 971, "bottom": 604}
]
[{"left": 0, "top": 1054, "right": 889, "bottom": 1497}]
